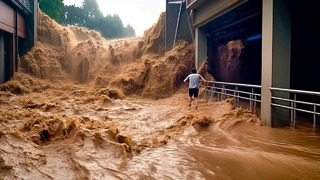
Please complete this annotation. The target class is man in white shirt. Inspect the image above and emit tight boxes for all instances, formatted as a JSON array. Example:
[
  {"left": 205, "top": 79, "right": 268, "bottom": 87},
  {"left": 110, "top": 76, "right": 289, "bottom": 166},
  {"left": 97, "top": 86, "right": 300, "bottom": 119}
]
[{"left": 183, "top": 68, "right": 207, "bottom": 109}]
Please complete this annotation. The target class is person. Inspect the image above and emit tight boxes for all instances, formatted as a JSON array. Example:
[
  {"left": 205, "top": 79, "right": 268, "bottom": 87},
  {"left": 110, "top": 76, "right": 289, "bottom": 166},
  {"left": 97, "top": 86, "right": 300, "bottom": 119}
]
[{"left": 183, "top": 68, "right": 207, "bottom": 109}]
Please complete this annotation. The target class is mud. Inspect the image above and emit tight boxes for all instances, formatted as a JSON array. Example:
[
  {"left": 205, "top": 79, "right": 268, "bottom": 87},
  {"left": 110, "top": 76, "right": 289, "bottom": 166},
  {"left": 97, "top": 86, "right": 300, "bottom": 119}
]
[{"left": 0, "top": 10, "right": 320, "bottom": 179}]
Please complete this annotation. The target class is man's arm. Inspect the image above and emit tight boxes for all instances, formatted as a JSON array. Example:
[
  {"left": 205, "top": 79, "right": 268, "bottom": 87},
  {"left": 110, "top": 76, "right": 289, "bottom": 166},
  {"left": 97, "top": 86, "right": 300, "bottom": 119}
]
[
  {"left": 200, "top": 75, "right": 207, "bottom": 82},
  {"left": 183, "top": 76, "right": 189, "bottom": 83}
]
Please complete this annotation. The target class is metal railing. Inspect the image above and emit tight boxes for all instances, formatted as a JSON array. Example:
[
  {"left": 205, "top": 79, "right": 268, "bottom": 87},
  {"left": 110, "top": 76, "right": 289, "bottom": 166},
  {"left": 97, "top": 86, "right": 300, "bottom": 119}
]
[
  {"left": 203, "top": 81, "right": 261, "bottom": 112},
  {"left": 270, "top": 87, "right": 320, "bottom": 133}
]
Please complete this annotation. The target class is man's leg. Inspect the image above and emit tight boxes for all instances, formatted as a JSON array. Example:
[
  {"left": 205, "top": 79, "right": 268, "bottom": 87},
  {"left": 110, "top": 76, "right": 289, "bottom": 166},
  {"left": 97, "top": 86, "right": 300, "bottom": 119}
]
[
  {"left": 188, "top": 89, "right": 193, "bottom": 107},
  {"left": 195, "top": 88, "right": 199, "bottom": 109},
  {"left": 195, "top": 97, "right": 198, "bottom": 109}
]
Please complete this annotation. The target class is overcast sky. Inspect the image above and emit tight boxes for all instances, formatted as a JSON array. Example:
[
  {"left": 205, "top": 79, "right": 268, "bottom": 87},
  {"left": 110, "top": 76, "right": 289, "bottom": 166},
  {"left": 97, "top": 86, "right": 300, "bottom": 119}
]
[{"left": 63, "top": 0, "right": 166, "bottom": 37}]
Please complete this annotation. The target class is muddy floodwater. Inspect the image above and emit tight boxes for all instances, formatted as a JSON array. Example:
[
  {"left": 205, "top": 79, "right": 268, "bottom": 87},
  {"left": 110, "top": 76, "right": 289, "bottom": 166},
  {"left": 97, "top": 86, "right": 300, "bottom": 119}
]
[
  {"left": 1, "top": 87, "right": 320, "bottom": 179},
  {"left": 1, "top": 11, "right": 320, "bottom": 179},
  {"left": 126, "top": 119, "right": 320, "bottom": 180}
]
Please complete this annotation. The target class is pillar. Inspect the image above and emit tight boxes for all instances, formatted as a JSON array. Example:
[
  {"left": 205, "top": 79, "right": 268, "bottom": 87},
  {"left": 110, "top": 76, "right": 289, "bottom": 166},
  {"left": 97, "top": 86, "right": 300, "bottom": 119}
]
[
  {"left": 195, "top": 27, "right": 207, "bottom": 69},
  {"left": 261, "top": 0, "right": 291, "bottom": 127}
]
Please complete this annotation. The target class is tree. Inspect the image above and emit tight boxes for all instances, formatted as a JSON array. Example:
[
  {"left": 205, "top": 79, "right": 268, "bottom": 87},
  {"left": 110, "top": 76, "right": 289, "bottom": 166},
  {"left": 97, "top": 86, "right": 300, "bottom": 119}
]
[
  {"left": 39, "top": 0, "right": 64, "bottom": 23},
  {"left": 59, "top": 0, "right": 136, "bottom": 39},
  {"left": 61, "top": 5, "right": 86, "bottom": 26},
  {"left": 123, "top": 24, "right": 136, "bottom": 38},
  {"left": 97, "top": 14, "right": 124, "bottom": 39},
  {"left": 82, "top": 0, "right": 103, "bottom": 18}
]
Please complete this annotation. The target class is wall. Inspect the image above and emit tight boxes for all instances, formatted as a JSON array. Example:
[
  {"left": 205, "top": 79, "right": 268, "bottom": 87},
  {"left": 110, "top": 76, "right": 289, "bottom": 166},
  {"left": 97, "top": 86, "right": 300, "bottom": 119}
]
[
  {"left": 165, "top": 1, "right": 194, "bottom": 52},
  {"left": 0, "top": 0, "right": 37, "bottom": 83}
]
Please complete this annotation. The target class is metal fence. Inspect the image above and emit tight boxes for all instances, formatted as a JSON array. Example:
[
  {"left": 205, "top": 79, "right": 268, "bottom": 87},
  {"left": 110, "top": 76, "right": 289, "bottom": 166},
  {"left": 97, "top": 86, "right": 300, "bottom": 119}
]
[
  {"left": 203, "top": 81, "right": 261, "bottom": 112},
  {"left": 270, "top": 87, "right": 320, "bottom": 133},
  {"left": 202, "top": 81, "right": 320, "bottom": 133}
]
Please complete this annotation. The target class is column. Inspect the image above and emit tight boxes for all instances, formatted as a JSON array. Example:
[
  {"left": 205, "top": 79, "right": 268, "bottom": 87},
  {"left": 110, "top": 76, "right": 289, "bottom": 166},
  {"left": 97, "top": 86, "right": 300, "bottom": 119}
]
[
  {"left": 195, "top": 27, "right": 207, "bottom": 69},
  {"left": 261, "top": 0, "right": 291, "bottom": 127},
  {"left": 260, "top": 0, "right": 273, "bottom": 126}
]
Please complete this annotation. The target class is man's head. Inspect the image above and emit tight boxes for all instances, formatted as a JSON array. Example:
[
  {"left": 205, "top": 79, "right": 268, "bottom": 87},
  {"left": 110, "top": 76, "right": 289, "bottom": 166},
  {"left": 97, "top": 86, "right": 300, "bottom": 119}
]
[{"left": 192, "top": 68, "right": 197, "bottom": 73}]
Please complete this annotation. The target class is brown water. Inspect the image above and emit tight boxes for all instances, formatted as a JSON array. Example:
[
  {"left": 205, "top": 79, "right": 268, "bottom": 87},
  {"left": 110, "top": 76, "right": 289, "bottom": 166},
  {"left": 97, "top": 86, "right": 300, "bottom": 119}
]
[
  {"left": 1, "top": 88, "right": 320, "bottom": 179},
  {"left": 125, "top": 122, "right": 320, "bottom": 180},
  {"left": 1, "top": 10, "right": 320, "bottom": 179}
]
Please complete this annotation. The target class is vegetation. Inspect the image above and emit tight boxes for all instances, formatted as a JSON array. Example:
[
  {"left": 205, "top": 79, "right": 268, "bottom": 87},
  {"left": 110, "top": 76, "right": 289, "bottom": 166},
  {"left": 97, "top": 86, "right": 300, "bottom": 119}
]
[
  {"left": 39, "top": 0, "right": 136, "bottom": 39},
  {"left": 39, "top": 0, "right": 64, "bottom": 23}
]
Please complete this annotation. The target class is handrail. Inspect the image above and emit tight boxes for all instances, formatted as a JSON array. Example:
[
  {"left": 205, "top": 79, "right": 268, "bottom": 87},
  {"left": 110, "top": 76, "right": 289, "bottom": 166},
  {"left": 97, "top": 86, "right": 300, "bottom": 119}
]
[
  {"left": 206, "top": 81, "right": 261, "bottom": 88},
  {"left": 203, "top": 81, "right": 261, "bottom": 112},
  {"left": 204, "top": 82, "right": 319, "bottom": 133},
  {"left": 270, "top": 87, "right": 319, "bottom": 133},
  {"left": 270, "top": 87, "right": 320, "bottom": 96}
]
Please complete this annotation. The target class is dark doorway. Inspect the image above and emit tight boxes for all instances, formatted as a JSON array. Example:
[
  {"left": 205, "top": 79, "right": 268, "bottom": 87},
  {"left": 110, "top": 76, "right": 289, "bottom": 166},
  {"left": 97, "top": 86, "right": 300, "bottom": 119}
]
[
  {"left": 290, "top": 0, "right": 320, "bottom": 92},
  {"left": 205, "top": 0, "right": 262, "bottom": 85},
  {"left": 289, "top": 0, "right": 320, "bottom": 129},
  {"left": 0, "top": 30, "right": 13, "bottom": 83}
]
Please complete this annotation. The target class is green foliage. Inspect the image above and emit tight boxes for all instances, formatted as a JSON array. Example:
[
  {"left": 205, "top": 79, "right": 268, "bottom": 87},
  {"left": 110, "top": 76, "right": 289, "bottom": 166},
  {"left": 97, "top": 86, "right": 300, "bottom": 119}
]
[
  {"left": 98, "top": 14, "right": 124, "bottom": 39},
  {"left": 123, "top": 24, "right": 136, "bottom": 38},
  {"left": 39, "top": 0, "right": 64, "bottom": 23},
  {"left": 61, "top": 5, "right": 86, "bottom": 26},
  {"left": 61, "top": 0, "right": 136, "bottom": 39},
  {"left": 82, "top": 0, "right": 103, "bottom": 20}
]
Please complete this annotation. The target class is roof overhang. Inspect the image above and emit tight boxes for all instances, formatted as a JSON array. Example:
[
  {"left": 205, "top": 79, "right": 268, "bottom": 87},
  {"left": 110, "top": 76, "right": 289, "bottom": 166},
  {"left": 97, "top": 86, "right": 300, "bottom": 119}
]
[
  {"left": 3, "top": 0, "right": 32, "bottom": 15},
  {"left": 188, "top": 0, "right": 248, "bottom": 27}
]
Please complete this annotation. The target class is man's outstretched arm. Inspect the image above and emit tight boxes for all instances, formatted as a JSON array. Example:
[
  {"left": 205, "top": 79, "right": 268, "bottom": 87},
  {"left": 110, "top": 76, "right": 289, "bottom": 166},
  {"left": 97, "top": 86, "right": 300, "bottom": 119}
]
[
  {"left": 183, "top": 76, "right": 189, "bottom": 83},
  {"left": 200, "top": 76, "right": 207, "bottom": 82}
]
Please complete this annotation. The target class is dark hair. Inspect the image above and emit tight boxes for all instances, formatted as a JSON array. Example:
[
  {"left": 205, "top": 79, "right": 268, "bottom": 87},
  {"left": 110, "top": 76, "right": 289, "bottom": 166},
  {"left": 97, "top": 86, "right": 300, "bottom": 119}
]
[{"left": 192, "top": 68, "right": 197, "bottom": 73}]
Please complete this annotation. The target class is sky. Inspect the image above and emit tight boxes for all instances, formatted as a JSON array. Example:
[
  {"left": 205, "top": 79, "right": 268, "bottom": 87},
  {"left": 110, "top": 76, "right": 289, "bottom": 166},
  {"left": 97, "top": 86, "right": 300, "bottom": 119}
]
[{"left": 63, "top": 0, "right": 166, "bottom": 37}]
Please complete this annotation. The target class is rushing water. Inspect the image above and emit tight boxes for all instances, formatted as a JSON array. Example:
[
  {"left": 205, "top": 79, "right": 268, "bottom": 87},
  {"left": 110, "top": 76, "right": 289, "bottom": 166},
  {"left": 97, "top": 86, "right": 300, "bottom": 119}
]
[
  {"left": 1, "top": 91, "right": 320, "bottom": 179},
  {"left": 124, "top": 123, "right": 320, "bottom": 180}
]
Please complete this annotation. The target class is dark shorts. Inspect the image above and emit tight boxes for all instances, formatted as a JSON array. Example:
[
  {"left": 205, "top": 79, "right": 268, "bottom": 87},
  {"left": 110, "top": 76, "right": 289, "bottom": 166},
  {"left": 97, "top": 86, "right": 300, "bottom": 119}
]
[{"left": 189, "top": 88, "right": 199, "bottom": 97}]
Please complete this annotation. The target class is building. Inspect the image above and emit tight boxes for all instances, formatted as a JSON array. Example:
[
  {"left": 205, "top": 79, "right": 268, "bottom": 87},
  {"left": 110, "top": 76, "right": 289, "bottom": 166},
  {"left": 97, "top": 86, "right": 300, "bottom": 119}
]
[
  {"left": 166, "top": 0, "right": 320, "bottom": 130},
  {"left": 0, "top": 0, "right": 38, "bottom": 83},
  {"left": 165, "top": 0, "right": 194, "bottom": 51}
]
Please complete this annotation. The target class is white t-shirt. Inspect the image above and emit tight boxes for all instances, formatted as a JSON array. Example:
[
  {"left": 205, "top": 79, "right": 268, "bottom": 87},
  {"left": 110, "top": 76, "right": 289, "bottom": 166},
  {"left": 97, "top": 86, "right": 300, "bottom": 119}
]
[{"left": 184, "top": 74, "right": 204, "bottom": 89}]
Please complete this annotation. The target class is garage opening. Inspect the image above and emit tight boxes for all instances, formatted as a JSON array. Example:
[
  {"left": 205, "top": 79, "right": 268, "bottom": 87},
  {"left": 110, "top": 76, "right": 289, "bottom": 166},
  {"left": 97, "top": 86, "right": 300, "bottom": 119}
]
[
  {"left": 0, "top": 30, "right": 13, "bottom": 83},
  {"left": 205, "top": 0, "right": 262, "bottom": 85}
]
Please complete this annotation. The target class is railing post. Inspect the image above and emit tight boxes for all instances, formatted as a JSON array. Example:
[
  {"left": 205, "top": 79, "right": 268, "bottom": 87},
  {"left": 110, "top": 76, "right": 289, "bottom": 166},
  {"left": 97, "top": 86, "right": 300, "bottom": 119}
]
[
  {"left": 253, "top": 88, "right": 256, "bottom": 113},
  {"left": 205, "top": 83, "right": 209, "bottom": 103},
  {"left": 233, "top": 86, "right": 237, "bottom": 108},
  {"left": 212, "top": 83, "right": 215, "bottom": 102},
  {"left": 293, "top": 93, "right": 297, "bottom": 129},
  {"left": 313, "top": 105, "right": 316, "bottom": 133},
  {"left": 222, "top": 84, "right": 225, "bottom": 100},
  {"left": 217, "top": 84, "right": 220, "bottom": 101},
  {"left": 250, "top": 88, "right": 253, "bottom": 112},
  {"left": 237, "top": 87, "right": 240, "bottom": 108},
  {"left": 290, "top": 100, "right": 294, "bottom": 128}
]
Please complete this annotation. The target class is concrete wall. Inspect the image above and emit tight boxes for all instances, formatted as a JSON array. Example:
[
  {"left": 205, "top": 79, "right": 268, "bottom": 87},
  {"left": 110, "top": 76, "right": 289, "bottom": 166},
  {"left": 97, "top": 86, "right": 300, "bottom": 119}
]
[
  {"left": 176, "top": 3, "right": 194, "bottom": 44},
  {"left": 195, "top": 27, "right": 206, "bottom": 69},
  {"left": 261, "top": 0, "right": 291, "bottom": 127},
  {"left": 20, "top": 0, "right": 38, "bottom": 56},
  {"left": 165, "top": 1, "right": 194, "bottom": 52},
  {"left": 271, "top": 0, "right": 291, "bottom": 127},
  {"left": 0, "top": 1, "right": 15, "bottom": 34},
  {"left": 166, "top": 2, "right": 180, "bottom": 51},
  {"left": 192, "top": 0, "right": 246, "bottom": 27}
]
